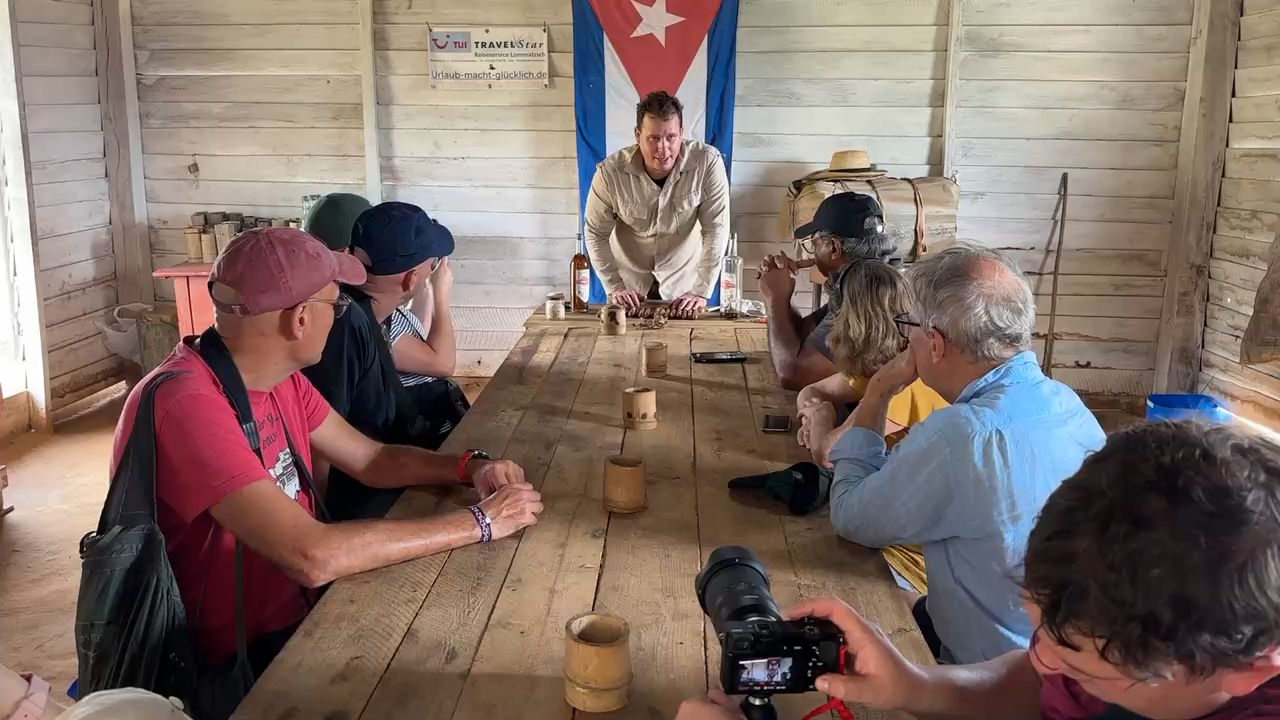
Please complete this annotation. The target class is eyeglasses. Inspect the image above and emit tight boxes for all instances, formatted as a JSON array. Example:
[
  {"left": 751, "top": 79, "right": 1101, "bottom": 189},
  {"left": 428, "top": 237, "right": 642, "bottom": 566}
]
[
  {"left": 798, "top": 233, "right": 834, "bottom": 256},
  {"left": 893, "top": 312, "right": 923, "bottom": 339},
  {"left": 301, "top": 292, "right": 351, "bottom": 319}
]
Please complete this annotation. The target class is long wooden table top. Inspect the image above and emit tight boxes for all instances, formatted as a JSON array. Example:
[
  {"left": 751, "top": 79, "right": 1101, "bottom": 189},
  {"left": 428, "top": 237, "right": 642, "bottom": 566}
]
[{"left": 235, "top": 321, "right": 931, "bottom": 720}]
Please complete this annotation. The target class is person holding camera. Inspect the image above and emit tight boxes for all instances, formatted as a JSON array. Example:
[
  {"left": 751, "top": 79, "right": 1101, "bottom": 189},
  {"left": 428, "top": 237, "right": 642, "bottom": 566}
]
[{"left": 680, "top": 421, "right": 1280, "bottom": 720}]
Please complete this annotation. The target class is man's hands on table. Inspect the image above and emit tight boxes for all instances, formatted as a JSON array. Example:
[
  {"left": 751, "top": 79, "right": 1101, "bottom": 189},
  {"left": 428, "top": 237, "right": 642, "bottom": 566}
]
[
  {"left": 467, "top": 459, "right": 543, "bottom": 540},
  {"left": 610, "top": 288, "right": 645, "bottom": 310},
  {"left": 672, "top": 293, "right": 707, "bottom": 316},
  {"left": 477, "top": 483, "right": 543, "bottom": 540}
]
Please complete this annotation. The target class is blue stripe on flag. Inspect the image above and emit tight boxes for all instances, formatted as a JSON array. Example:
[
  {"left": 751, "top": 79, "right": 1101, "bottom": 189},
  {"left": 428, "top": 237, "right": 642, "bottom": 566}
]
[
  {"left": 572, "top": 0, "right": 610, "bottom": 304},
  {"left": 706, "top": 0, "right": 739, "bottom": 180}
]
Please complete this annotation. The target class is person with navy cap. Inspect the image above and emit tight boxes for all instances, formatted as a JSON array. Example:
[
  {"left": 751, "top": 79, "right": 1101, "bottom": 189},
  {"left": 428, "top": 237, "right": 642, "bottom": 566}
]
[
  {"left": 301, "top": 202, "right": 475, "bottom": 521},
  {"left": 350, "top": 201, "right": 472, "bottom": 450},
  {"left": 757, "top": 192, "right": 895, "bottom": 391}
]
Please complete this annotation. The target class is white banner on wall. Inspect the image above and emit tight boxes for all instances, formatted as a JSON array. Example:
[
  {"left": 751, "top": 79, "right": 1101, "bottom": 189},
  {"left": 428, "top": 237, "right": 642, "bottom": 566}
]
[{"left": 427, "top": 25, "right": 550, "bottom": 90}]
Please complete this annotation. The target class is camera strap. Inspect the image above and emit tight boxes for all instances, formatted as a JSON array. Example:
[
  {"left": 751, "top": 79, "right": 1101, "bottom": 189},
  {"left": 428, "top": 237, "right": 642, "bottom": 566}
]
[{"left": 799, "top": 646, "right": 856, "bottom": 720}]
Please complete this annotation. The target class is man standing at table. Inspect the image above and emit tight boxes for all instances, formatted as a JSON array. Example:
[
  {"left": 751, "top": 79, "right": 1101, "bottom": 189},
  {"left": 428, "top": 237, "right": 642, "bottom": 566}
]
[{"left": 584, "top": 90, "right": 730, "bottom": 316}]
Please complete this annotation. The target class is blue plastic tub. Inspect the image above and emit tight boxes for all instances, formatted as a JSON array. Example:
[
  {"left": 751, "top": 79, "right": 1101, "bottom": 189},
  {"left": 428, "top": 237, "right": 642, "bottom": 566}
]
[{"left": 1145, "top": 394, "right": 1232, "bottom": 424}]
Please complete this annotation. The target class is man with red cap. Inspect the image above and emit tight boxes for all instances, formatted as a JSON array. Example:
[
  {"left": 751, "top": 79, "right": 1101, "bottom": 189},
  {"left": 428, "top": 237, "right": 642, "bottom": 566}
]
[{"left": 109, "top": 228, "right": 544, "bottom": 693}]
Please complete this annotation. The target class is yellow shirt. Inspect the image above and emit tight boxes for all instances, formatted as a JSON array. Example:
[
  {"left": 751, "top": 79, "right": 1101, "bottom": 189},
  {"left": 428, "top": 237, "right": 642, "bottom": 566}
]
[{"left": 846, "top": 376, "right": 949, "bottom": 428}]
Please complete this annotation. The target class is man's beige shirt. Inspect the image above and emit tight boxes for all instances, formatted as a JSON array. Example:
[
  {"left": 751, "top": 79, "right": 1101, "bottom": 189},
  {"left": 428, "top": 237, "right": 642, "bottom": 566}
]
[{"left": 584, "top": 140, "right": 730, "bottom": 300}]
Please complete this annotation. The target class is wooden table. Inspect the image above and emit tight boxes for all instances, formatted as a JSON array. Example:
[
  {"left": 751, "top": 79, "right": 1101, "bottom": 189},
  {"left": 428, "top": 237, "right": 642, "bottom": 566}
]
[
  {"left": 152, "top": 262, "right": 213, "bottom": 337},
  {"left": 235, "top": 318, "right": 931, "bottom": 720}
]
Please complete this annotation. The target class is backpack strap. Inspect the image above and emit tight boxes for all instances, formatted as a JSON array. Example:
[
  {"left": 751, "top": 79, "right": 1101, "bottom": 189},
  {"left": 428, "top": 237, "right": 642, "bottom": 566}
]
[
  {"left": 90, "top": 371, "right": 182, "bottom": 541},
  {"left": 194, "top": 327, "right": 329, "bottom": 671}
]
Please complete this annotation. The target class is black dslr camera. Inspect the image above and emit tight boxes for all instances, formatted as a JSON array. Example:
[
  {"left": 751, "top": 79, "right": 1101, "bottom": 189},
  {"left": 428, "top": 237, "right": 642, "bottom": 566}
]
[{"left": 696, "top": 546, "right": 845, "bottom": 719}]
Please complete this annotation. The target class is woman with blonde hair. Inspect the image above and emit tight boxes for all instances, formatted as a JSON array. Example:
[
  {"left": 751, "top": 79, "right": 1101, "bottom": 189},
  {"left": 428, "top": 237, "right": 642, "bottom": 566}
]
[{"left": 796, "top": 259, "right": 947, "bottom": 596}]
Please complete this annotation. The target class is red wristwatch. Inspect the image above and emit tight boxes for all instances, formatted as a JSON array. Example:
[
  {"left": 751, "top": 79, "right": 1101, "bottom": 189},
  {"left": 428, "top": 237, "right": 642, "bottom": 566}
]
[{"left": 457, "top": 449, "right": 491, "bottom": 482}]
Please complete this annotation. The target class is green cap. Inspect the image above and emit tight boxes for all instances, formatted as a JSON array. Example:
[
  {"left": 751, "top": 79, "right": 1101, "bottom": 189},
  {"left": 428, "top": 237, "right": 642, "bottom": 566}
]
[{"left": 302, "top": 193, "right": 372, "bottom": 251}]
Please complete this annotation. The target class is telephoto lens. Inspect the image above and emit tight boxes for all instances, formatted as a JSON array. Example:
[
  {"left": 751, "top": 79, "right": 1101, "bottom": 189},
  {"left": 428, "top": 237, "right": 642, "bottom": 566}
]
[{"left": 695, "top": 546, "right": 782, "bottom": 632}]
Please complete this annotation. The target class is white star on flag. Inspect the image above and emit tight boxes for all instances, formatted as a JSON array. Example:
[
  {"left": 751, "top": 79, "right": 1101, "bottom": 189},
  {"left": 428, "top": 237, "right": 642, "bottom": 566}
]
[{"left": 630, "top": 0, "right": 685, "bottom": 47}]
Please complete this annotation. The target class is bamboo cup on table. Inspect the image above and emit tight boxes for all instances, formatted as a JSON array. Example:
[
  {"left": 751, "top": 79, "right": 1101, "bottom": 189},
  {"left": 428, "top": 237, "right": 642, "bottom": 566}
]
[
  {"left": 564, "top": 612, "right": 632, "bottom": 712},
  {"left": 642, "top": 342, "right": 667, "bottom": 377},
  {"left": 603, "top": 456, "right": 647, "bottom": 513},
  {"left": 622, "top": 387, "right": 657, "bottom": 431},
  {"left": 199, "top": 232, "right": 217, "bottom": 263}
]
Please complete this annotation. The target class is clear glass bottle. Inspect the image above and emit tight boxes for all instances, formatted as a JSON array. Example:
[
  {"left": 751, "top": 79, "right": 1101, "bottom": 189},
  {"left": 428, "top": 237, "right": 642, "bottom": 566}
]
[
  {"left": 720, "top": 232, "right": 742, "bottom": 319},
  {"left": 571, "top": 232, "right": 591, "bottom": 313}
]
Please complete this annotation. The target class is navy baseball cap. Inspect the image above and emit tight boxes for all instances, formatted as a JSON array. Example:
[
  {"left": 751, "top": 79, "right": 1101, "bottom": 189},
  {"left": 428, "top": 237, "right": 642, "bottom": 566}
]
[
  {"left": 794, "top": 192, "right": 885, "bottom": 240},
  {"left": 350, "top": 202, "right": 455, "bottom": 276}
]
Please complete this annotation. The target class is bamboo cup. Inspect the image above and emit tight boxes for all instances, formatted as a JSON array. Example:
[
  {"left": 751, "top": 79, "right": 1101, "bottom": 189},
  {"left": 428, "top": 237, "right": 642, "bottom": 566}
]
[
  {"left": 183, "top": 227, "right": 202, "bottom": 261},
  {"left": 642, "top": 342, "right": 667, "bottom": 377},
  {"left": 199, "top": 232, "right": 217, "bottom": 263},
  {"left": 599, "top": 304, "right": 626, "bottom": 335},
  {"left": 622, "top": 387, "right": 657, "bottom": 431},
  {"left": 603, "top": 456, "right": 647, "bottom": 513},
  {"left": 564, "top": 612, "right": 632, "bottom": 713}
]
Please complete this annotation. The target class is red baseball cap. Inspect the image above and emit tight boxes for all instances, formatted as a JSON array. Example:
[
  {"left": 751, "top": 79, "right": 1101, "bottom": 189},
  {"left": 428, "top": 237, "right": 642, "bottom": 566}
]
[{"left": 209, "top": 227, "right": 366, "bottom": 316}]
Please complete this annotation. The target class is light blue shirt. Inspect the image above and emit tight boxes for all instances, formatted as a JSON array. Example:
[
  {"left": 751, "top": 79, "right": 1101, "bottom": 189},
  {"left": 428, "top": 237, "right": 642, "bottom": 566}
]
[{"left": 828, "top": 351, "right": 1106, "bottom": 664}]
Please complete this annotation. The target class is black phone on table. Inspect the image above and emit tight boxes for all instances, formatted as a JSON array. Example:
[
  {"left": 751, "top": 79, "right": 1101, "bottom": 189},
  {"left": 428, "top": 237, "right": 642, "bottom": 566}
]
[{"left": 691, "top": 351, "right": 747, "bottom": 364}]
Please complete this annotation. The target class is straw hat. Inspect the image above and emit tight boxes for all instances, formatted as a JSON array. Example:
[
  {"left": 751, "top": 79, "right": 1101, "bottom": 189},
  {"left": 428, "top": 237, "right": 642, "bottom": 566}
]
[{"left": 828, "top": 150, "right": 875, "bottom": 171}]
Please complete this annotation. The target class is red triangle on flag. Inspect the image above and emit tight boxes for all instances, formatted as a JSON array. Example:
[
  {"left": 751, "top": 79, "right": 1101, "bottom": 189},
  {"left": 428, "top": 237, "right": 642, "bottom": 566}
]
[{"left": 589, "top": 0, "right": 722, "bottom": 100}]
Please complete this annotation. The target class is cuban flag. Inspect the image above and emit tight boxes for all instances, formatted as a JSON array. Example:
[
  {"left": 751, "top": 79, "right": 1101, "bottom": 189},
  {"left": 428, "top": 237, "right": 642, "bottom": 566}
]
[{"left": 573, "top": 0, "right": 739, "bottom": 304}]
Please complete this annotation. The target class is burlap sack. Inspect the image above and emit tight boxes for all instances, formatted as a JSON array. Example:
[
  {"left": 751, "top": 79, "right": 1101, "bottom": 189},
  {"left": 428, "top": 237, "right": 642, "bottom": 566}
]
[
  {"left": 777, "top": 168, "right": 960, "bottom": 263},
  {"left": 1241, "top": 235, "right": 1280, "bottom": 365}
]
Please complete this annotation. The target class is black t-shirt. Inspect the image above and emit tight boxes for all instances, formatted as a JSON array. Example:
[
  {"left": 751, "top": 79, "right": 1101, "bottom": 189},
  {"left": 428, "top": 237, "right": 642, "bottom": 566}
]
[{"left": 301, "top": 286, "right": 407, "bottom": 520}]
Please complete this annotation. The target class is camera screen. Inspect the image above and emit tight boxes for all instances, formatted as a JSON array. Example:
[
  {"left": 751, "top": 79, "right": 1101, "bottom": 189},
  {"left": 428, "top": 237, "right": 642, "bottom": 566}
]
[{"left": 735, "top": 657, "right": 793, "bottom": 691}]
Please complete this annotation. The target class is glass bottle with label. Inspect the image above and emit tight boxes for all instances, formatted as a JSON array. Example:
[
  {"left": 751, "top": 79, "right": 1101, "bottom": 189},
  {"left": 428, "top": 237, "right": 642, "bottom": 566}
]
[
  {"left": 571, "top": 232, "right": 591, "bottom": 312},
  {"left": 720, "top": 232, "right": 742, "bottom": 319}
]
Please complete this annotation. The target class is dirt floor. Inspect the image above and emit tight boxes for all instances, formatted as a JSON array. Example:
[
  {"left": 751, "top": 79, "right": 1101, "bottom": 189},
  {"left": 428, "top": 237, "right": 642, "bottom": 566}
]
[{"left": 0, "top": 377, "right": 492, "bottom": 695}]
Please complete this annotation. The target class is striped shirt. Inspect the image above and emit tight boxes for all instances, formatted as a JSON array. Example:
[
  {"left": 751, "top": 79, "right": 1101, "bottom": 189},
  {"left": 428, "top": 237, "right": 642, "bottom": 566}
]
[{"left": 384, "top": 307, "right": 439, "bottom": 387}]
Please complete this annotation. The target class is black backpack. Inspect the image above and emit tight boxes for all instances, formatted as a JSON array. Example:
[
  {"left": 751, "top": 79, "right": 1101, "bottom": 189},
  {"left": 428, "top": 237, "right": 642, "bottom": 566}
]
[
  {"left": 75, "top": 329, "right": 326, "bottom": 719},
  {"left": 74, "top": 371, "right": 201, "bottom": 707}
]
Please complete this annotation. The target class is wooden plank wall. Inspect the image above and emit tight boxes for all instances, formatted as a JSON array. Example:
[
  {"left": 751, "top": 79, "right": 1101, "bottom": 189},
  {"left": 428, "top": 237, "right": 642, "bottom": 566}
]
[
  {"left": 131, "top": 0, "right": 366, "bottom": 299},
  {"left": 18, "top": 0, "right": 124, "bottom": 409},
  {"left": 951, "top": 0, "right": 1192, "bottom": 396},
  {"left": 120, "top": 0, "right": 1208, "bottom": 396},
  {"left": 373, "top": 0, "right": 574, "bottom": 374},
  {"left": 1202, "top": 0, "right": 1280, "bottom": 427},
  {"left": 732, "top": 0, "right": 947, "bottom": 312}
]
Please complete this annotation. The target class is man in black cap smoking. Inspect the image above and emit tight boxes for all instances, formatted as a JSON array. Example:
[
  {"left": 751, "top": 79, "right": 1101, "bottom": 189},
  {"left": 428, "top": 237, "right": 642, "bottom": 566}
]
[
  {"left": 302, "top": 202, "right": 472, "bottom": 521},
  {"left": 757, "top": 193, "right": 895, "bottom": 391}
]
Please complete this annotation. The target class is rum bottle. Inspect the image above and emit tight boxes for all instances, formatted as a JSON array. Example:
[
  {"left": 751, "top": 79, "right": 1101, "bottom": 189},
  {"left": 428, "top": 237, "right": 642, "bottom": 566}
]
[{"left": 571, "top": 232, "right": 591, "bottom": 312}]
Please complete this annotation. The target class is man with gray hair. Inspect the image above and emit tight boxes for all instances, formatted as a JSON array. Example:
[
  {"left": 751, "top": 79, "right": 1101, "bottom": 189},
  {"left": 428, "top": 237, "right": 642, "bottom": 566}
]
[{"left": 814, "top": 244, "right": 1105, "bottom": 665}]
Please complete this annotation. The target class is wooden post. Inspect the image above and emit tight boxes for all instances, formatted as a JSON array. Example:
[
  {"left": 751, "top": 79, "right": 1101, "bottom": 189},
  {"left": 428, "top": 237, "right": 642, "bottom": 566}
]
[
  {"left": 940, "top": 0, "right": 964, "bottom": 180},
  {"left": 95, "top": 0, "right": 154, "bottom": 304},
  {"left": 358, "top": 0, "right": 383, "bottom": 203},
  {"left": 0, "top": 0, "right": 50, "bottom": 432},
  {"left": 1154, "top": 0, "right": 1242, "bottom": 393}
]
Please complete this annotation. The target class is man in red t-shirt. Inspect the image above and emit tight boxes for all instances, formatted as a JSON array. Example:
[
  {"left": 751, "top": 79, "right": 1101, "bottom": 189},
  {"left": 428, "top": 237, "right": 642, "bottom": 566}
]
[
  {"left": 677, "top": 422, "right": 1280, "bottom": 720},
  {"left": 111, "top": 228, "right": 543, "bottom": 675}
]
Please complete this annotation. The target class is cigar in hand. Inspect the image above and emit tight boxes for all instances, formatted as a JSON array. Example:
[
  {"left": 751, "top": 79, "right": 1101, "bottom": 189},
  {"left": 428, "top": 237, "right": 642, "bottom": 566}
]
[{"left": 756, "top": 257, "right": 816, "bottom": 280}]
